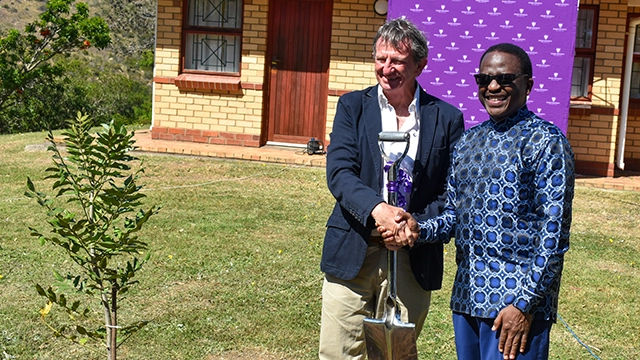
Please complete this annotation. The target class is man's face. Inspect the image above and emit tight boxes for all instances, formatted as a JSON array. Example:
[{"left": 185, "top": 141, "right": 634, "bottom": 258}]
[
  {"left": 374, "top": 39, "right": 426, "bottom": 97},
  {"left": 477, "top": 51, "right": 533, "bottom": 122}
]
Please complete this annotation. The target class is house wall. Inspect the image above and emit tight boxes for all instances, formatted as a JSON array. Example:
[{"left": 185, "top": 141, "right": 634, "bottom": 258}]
[
  {"left": 152, "top": 0, "right": 268, "bottom": 147},
  {"left": 326, "top": 0, "right": 386, "bottom": 141},
  {"left": 152, "top": 0, "right": 640, "bottom": 176},
  {"left": 569, "top": 0, "right": 640, "bottom": 175},
  {"left": 152, "top": 0, "right": 385, "bottom": 147}
]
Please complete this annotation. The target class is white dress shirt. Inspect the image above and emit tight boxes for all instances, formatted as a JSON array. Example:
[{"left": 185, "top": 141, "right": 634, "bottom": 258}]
[{"left": 377, "top": 85, "right": 421, "bottom": 210}]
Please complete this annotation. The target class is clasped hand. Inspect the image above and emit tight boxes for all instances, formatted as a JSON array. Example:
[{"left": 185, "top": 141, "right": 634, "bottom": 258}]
[{"left": 372, "top": 204, "right": 419, "bottom": 249}]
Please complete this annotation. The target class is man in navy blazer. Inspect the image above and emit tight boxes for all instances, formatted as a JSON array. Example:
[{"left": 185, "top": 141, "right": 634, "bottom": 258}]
[{"left": 318, "top": 18, "right": 465, "bottom": 360}]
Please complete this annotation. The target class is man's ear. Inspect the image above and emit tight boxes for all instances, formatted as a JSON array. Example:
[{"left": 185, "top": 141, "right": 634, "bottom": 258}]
[
  {"left": 416, "top": 58, "right": 428, "bottom": 75},
  {"left": 526, "top": 77, "right": 533, "bottom": 96}
]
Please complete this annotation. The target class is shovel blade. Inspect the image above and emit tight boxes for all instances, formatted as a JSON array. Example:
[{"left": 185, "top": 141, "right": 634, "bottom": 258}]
[{"left": 363, "top": 317, "right": 418, "bottom": 360}]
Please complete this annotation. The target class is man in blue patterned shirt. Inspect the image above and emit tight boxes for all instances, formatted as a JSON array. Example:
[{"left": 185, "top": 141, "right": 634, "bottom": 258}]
[{"left": 379, "top": 43, "right": 575, "bottom": 360}]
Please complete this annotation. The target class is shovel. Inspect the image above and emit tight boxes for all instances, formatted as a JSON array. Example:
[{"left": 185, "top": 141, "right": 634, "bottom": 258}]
[{"left": 363, "top": 131, "right": 418, "bottom": 360}]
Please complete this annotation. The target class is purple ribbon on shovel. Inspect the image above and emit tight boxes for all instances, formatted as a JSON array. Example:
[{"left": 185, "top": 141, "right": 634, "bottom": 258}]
[{"left": 384, "top": 161, "right": 412, "bottom": 210}]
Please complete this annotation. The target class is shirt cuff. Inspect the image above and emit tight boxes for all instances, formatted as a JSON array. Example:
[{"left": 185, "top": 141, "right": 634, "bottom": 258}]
[{"left": 513, "top": 287, "right": 542, "bottom": 314}]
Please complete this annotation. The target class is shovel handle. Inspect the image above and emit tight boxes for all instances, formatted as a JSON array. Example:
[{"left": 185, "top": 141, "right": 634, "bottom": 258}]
[
  {"left": 377, "top": 132, "right": 411, "bottom": 314},
  {"left": 378, "top": 131, "right": 410, "bottom": 142},
  {"left": 378, "top": 131, "right": 411, "bottom": 194}
]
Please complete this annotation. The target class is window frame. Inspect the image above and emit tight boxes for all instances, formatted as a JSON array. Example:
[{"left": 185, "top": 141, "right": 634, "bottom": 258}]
[
  {"left": 627, "top": 14, "right": 640, "bottom": 102},
  {"left": 180, "top": 0, "right": 244, "bottom": 77},
  {"left": 571, "top": 5, "right": 598, "bottom": 102}
]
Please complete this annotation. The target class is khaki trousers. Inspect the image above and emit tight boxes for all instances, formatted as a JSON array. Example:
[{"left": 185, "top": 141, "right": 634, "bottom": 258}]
[{"left": 318, "top": 246, "right": 432, "bottom": 360}]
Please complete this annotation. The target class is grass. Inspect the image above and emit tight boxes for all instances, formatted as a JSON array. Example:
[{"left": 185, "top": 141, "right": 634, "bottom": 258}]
[{"left": 1, "top": 129, "right": 639, "bottom": 359}]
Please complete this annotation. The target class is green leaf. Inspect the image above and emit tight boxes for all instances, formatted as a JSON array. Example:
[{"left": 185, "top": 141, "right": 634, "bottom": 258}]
[
  {"left": 58, "top": 293, "right": 67, "bottom": 307},
  {"left": 35, "top": 284, "right": 47, "bottom": 297},
  {"left": 76, "top": 325, "right": 87, "bottom": 335},
  {"left": 26, "top": 177, "right": 36, "bottom": 192},
  {"left": 46, "top": 287, "right": 57, "bottom": 303},
  {"left": 53, "top": 270, "right": 64, "bottom": 282}
]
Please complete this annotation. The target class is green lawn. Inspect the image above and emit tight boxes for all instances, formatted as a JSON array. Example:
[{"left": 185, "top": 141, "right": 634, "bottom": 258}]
[{"left": 1, "top": 130, "right": 638, "bottom": 359}]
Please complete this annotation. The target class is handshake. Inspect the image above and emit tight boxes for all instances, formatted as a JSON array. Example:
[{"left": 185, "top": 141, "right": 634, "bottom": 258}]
[{"left": 372, "top": 202, "right": 419, "bottom": 250}]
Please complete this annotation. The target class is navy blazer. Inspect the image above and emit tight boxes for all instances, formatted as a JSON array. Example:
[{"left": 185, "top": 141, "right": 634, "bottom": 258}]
[{"left": 321, "top": 85, "right": 465, "bottom": 291}]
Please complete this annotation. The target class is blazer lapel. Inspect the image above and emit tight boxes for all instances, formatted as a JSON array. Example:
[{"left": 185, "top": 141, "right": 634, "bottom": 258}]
[
  {"left": 414, "top": 88, "right": 437, "bottom": 183},
  {"left": 363, "top": 87, "right": 383, "bottom": 182}
]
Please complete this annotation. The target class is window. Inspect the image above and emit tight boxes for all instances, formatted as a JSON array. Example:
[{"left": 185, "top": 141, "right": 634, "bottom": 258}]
[
  {"left": 182, "top": 0, "right": 243, "bottom": 75},
  {"left": 572, "top": 6, "right": 597, "bottom": 100},
  {"left": 629, "top": 19, "right": 640, "bottom": 99}
]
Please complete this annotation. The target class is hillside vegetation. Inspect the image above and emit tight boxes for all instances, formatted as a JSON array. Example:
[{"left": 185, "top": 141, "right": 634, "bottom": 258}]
[
  {"left": 0, "top": 0, "right": 48, "bottom": 34},
  {"left": 1, "top": 0, "right": 155, "bottom": 56},
  {"left": 0, "top": 0, "right": 156, "bottom": 133}
]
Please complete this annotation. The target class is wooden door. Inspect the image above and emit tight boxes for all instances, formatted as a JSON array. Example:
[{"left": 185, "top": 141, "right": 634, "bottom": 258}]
[{"left": 265, "top": 0, "right": 333, "bottom": 145}]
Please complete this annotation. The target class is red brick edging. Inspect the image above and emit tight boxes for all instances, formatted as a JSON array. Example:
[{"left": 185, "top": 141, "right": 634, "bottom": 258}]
[{"left": 151, "top": 126, "right": 260, "bottom": 147}]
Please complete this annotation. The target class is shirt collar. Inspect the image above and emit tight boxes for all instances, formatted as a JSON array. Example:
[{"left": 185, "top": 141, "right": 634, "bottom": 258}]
[
  {"left": 377, "top": 84, "right": 421, "bottom": 115},
  {"left": 490, "top": 105, "right": 532, "bottom": 131}
]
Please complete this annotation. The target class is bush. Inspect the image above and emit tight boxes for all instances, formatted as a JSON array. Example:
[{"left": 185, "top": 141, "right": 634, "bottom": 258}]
[
  {"left": 0, "top": 54, "right": 152, "bottom": 134},
  {"left": 60, "top": 55, "right": 153, "bottom": 127},
  {"left": 0, "top": 0, "right": 153, "bottom": 134},
  {"left": 26, "top": 112, "right": 159, "bottom": 358}
]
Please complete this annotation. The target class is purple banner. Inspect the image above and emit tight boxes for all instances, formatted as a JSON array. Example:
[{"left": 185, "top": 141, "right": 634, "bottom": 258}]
[{"left": 389, "top": 0, "right": 578, "bottom": 133}]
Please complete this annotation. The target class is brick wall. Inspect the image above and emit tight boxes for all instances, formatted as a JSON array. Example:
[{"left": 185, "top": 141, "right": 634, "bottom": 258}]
[
  {"left": 152, "top": 0, "right": 267, "bottom": 147},
  {"left": 325, "top": 0, "right": 386, "bottom": 142},
  {"left": 568, "top": 0, "right": 627, "bottom": 176}
]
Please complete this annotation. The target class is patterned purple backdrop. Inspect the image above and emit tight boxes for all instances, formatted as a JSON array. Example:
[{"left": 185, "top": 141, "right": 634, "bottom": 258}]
[{"left": 388, "top": 0, "right": 578, "bottom": 133}]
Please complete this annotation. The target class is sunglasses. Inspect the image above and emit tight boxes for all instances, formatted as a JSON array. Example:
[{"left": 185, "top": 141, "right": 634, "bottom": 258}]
[{"left": 473, "top": 73, "right": 528, "bottom": 87}]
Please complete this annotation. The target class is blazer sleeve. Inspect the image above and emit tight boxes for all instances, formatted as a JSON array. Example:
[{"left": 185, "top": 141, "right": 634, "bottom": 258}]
[{"left": 326, "top": 94, "right": 384, "bottom": 227}]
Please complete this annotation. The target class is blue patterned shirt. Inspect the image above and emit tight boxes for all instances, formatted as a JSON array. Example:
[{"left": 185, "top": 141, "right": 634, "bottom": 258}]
[{"left": 418, "top": 106, "right": 575, "bottom": 321}]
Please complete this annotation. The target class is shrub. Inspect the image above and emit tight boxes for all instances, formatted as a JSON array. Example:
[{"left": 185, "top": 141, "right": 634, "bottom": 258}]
[{"left": 25, "top": 112, "right": 159, "bottom": 359}]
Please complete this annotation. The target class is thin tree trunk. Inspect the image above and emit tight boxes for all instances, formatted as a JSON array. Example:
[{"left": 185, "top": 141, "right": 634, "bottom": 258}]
[
  {"left": 103, "top": 292, "right": 114, "bottom": 360},
  {"left": 110, "top": 285, "right": 117, "bottom": 360}
]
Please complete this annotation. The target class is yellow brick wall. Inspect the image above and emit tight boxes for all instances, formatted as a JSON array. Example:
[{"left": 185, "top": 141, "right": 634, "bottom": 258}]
[
  {"left": 154, "top": 0, "right": 402, "bottom": 149},
  {"left": 568, "top": 0, "right": 628, "bottom": 175},
  {"left": 326, "top": 0, "right": 386, "bottom": 141},
  {"left": 155, "top": 0, "right": 181, "bottom": 77},
  {"left": 154, "top": 84, "right": 263, "bottom": 134},
  {"left": 153, "top": 0, "right": 267, "bottom": 144},
  {"left": 568, "top": 111, "right": 617, "bottom": 168},
  {"left": 241, "top": 0, "right": 269, "bottom": 83}
]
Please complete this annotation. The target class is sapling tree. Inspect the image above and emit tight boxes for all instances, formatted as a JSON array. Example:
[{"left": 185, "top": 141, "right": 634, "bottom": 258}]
[{"left": 25, "top": 112, "right": 159, "bottom": 359}]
